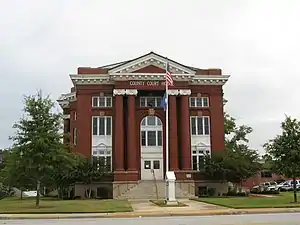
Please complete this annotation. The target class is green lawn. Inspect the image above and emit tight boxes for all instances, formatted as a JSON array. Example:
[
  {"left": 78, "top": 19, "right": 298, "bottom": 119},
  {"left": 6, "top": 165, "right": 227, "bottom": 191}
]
[
  {"left": 0, "top": 197, "right": 133, "bottom": 214},
  {"left": 191, "top": 192, "right": 300, "bottom": 209}
]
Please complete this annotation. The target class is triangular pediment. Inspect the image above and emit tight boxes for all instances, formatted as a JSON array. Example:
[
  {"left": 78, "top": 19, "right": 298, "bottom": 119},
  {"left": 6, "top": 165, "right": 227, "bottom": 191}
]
[
  {"left": 195, "top": 142, "right": 210, "bottom": 148},
  {"left": 108, "top": 52, "right": 196, "bottom": 75}
]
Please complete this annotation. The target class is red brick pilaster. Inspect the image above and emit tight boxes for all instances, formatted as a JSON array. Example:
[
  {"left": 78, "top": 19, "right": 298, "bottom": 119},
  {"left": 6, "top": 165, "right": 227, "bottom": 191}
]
[
  {"left": 180, "top": 90, "right": 192, "bottom": 170},
  {"left": 169, "top": 93, "right": 179, "bottom": 170},
  {"left": 113, "top": 90, "right": 125, "bottom": 171},
  {"left": 127, "top": 90, "right": 138, "bottom": 171}
]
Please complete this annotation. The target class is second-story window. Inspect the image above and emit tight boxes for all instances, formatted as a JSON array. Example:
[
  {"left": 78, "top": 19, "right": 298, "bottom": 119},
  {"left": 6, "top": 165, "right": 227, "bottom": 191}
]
[
  {"left": 189, "top": 97, "right": 209, "bottom": 107},
  {"left": 140, "top": 97, "right": 162, "bottom": 108},
  {"left": 92, "top": 96, "right": 112, "bottom": 107}
]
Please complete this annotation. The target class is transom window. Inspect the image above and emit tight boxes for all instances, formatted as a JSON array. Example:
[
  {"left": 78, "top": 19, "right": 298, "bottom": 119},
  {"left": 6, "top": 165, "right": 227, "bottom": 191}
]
[
  {"left": 92, "top": 144, "right": 112, "bottom": 172},
  {"left": 141, "top": 116, "right": 162, "bottom": 126},
  {"left": 190, "top": 116, "right": 210, "bottom": 135},
  {"left": 140, "top": 97, "right": 162, "bottom": 108},
  {"left": 189, "top": 97, "right": 209, "bottom": 107},
  {"left": 192, "top": 145, "right": 211, "bottom": 171},
  {"left": 92, "top": 116, "right": 112, "bottom": 136},
  {"left": 92, "top": 96, "right": 112, "bottom": 107}
]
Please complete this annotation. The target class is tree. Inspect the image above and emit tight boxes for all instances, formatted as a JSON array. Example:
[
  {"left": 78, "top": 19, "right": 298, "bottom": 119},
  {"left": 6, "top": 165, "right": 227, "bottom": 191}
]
[
  {"left": 264, "top": 116, "right": 300, "bottom": 203},
  {"left": 0, "top": 148, "right": 34, "bottom": 200},
  {"left": 45, "top": 148, "right": 79, "bottom": 199},
  {"left": 75, "top": 157, "right": 112, "bottom": 199},
  {"left": 10, "top": 90, "right": 67, "bottom": 207},
  {"left": 205, "top": 99, "right": 262, "bottom": 191}
]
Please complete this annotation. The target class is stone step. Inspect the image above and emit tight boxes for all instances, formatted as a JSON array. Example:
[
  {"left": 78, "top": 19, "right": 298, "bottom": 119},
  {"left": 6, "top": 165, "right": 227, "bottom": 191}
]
[{"left": 117, "top": 180, "right": 194, "bottom": 199}]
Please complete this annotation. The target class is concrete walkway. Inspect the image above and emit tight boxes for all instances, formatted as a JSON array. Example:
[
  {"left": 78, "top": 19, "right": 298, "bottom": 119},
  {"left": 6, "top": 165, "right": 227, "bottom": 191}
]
[{"left": 130, "top": 199, "right": 226, "bottom": 213}]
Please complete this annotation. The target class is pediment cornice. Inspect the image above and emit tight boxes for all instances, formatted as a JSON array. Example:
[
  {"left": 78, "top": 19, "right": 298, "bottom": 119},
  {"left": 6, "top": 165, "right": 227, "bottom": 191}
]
[{"left": 108, "top": 52, "right": 196, "bottom": 75}]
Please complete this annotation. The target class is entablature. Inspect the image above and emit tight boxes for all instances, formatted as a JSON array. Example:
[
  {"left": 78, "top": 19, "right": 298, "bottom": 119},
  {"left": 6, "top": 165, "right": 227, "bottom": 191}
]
[
  {"left": 57, "top": 92, "right": 76, "bottom": 109},
  {"left": 69, "top": 73, "right": 230, "bottom": 86}
]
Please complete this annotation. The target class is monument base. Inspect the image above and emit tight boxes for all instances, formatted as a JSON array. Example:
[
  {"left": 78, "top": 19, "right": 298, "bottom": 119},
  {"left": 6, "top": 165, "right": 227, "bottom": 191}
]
[{"left": 166, "top": 200, "right": 179, "bottom": 206}]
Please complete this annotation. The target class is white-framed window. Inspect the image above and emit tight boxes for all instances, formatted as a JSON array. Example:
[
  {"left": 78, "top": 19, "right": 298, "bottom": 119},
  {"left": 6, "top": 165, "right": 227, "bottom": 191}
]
[
  {"left": 190, "top": 116, "right": 210, "bottom": 135},
  {"left": 92, "top": 144, "right": 112, "bottom": 172},
  {"left": 189, "top": 97, "right": 209, "bottom": 107},
  {"left": 92, "top": 96, "right": 112, "bottom": 107},
  {"left": 141, "top": 116, "right": 163, "bottom": 147},
  {"left": 140, "top": 97, "right": 162, "bottom": 108},
  {"left": 141, "top": 130, "right": 162, "bottom": 146},
  {"left": 192, "top": 145, "right": 211, "bottom": 171},
  {"left": 141, "top": 116, "right": 162, "bottom": 126},
  {"left": 92, "top": 116, "right": 112, "bottom": 136},
  {"left": 73, "top": 128, "right": 77, "bottom": 145},
  {"left": 74, "top": 111, "right": 77, "bottom": 120}
]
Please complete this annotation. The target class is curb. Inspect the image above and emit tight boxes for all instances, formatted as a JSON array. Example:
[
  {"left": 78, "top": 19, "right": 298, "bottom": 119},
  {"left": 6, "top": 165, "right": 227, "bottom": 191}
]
[{"left": 1, "top": 208, "right": 300, "bottom": 220}]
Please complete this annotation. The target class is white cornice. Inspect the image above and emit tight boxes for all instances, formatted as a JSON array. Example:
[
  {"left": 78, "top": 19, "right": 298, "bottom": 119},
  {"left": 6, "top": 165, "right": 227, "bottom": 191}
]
[
  {"left": 70, "top": 73, "right": 230, "bottom": 85},
  {"left": 70, "top": 74, "right": 112, "bottom": 85},
  {"left": 57, "top": 92, "right": 76, "bottom": 109},
  {"left": 190, "top": 75, "right": 230, "bottom": 85},
  {"left": 108, "top": 52, "right": 196, "bottom": 75}
]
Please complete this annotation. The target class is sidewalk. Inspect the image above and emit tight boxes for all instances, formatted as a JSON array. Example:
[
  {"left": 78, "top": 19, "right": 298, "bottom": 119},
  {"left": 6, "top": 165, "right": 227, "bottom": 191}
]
[{"left": 1, "top": 208, "right": 300, "bottom": 220}]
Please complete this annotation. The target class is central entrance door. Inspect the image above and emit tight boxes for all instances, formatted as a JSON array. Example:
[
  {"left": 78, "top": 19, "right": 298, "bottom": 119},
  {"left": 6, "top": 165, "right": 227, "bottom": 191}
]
[{"left": 140, "top": 116, "right": 163, "bottom": 180}]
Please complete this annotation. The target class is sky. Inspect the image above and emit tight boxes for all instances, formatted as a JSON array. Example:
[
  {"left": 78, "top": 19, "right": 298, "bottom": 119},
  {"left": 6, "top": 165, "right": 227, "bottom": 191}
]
[{"left": 0, "top": 0, "right": 300, "bottom": 152}]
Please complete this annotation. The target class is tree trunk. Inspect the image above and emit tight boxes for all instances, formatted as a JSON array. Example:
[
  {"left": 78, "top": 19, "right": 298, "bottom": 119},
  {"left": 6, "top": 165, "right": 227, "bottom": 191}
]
[
  {"left": 36, "top": 180, "right": 41, "bottom": 208},
  {"left": 21, "top": 190, "right": 23, "bottom": 200},
  {"left": 293, "top": 177, "right": 297, "bottom": 203}
]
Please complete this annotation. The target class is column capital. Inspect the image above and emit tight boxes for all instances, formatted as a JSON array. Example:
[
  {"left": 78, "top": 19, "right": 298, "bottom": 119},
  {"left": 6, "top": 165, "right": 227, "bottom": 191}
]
[
  {"left": 125, "top": 89, "right": 138, "bottom": 95},
  {"left": 113, "top": 89, "right": 126, "bottom": 96},
  {"left": 167, "top": 89, "right": 179, "bottom": 95},
  {"left": 179, "top": 89, "right": 191, "bottom": 96}
]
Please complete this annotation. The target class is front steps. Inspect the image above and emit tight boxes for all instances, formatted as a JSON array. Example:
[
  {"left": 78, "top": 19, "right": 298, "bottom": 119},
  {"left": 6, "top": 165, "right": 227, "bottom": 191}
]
[{"left": 116, "top": 180, "right": 195, "bottom": 199}]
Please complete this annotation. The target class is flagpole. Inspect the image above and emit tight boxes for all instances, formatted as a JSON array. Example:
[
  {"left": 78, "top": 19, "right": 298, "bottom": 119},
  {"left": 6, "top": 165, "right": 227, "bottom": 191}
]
[{"left": 165, "top": 62, "right": 169, "bottom": 174}]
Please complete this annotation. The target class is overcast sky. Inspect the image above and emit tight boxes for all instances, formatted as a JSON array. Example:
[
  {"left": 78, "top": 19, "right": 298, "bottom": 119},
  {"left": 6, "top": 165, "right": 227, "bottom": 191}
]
[{"left": 1, "top": 0, "right": 299, "bottom": 152}]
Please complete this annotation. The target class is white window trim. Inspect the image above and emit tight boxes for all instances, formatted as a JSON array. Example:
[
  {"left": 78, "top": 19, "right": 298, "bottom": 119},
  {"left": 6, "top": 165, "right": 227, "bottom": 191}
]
[
  {"left": 92, "top": 145, "right": 112, "bottom": 172},
  {"left": 190, "top": 116, "right": 210, "bottom": 136},
  {"left": 140, "top": 96, "right": 162, "bottom": 108},
  {"left": 92, "top": 96, "right": 112, "bottom": 108},
  {"left": 92, "top": 116, "right": 112, "bottom": 136},
  {"left": 74, "top": 112, "right": 77, "bottom": 120},
  {"left": 192, "top": 145, "right": 211, "bottom": 171},
  {"left": 141, "top": 130, "right": 162, "bottom": 146},
  {"left": 189, "top": 97, "right": 209, "bottom": 107}
]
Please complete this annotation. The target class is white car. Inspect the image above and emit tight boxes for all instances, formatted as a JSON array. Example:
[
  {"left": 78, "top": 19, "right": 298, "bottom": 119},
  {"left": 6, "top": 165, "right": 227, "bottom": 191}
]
[
  {"left": 278, "top": 180, "right": 300, "bottom": 191},
  {"left": 252, "top": 181, "right": 279, "bottom": 192}
]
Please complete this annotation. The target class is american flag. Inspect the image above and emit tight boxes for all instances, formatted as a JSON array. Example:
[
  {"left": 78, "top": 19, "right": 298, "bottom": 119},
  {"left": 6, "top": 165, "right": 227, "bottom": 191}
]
[{"left": 165, "top": 62, "right": 174, "bottom": 86}]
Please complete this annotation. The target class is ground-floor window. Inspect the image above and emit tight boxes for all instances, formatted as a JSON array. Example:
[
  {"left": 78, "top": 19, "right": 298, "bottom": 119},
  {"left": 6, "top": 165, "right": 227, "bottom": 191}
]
[
  {"left": 92, "top": 144, "right": 112, "bottom": 172},
  {"left": 191, "top": 146, "right": 211, "bottom": 171}
]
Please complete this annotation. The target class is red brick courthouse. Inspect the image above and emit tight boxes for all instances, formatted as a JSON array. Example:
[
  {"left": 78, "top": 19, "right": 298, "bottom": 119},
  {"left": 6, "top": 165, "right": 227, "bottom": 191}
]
[{"left": 57, "top": 52, "right": 230, "bottom": 198}]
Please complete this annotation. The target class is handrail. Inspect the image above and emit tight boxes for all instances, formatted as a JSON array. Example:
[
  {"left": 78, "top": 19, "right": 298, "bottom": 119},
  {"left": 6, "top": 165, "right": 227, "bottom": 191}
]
[{"left": 151, "top": 169, "right": 159, "bottom": 200}]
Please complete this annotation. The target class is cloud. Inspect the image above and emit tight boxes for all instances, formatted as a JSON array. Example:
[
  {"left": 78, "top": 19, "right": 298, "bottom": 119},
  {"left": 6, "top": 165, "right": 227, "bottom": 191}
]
[{"left": 0, "top": 0, "right": 299, "bottom": 152}]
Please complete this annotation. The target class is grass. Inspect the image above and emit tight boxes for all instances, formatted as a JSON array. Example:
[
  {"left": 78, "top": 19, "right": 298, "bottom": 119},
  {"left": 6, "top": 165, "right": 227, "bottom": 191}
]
[
  {"left": 150, "top": 199, "right": 187, "bottom": 207},
  {"left": 0, "top": 197, "right": 133, "bottom": 214},
  {"left": 191, "top": 192, "right": 300, "bottom": 209}
]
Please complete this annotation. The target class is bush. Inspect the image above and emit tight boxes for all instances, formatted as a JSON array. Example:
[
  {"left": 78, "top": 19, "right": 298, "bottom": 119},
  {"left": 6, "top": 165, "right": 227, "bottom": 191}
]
[
  {"left": 250, "top": 189, "right": 280, "bottom": 195},
  {"left": 225, "top": 191, "right": 249, "bottom": 197},
  {"left": 208, "top": 188, "right": 216, "bottom": 196}
]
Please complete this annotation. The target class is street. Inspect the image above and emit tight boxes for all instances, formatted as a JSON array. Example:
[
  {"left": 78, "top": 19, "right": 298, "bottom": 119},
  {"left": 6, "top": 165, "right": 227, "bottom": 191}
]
[{"left": 1, "top": 213, "right": 300, "bottom": 225}]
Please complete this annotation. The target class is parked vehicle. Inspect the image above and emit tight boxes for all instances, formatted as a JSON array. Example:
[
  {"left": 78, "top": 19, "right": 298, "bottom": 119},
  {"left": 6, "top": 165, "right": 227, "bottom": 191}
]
[
  {"left": 251, "top": 181, "right": 279, "bottom": 193},
  {"left": 277, "top": 180, "right": 300, "bottom": 191}
]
